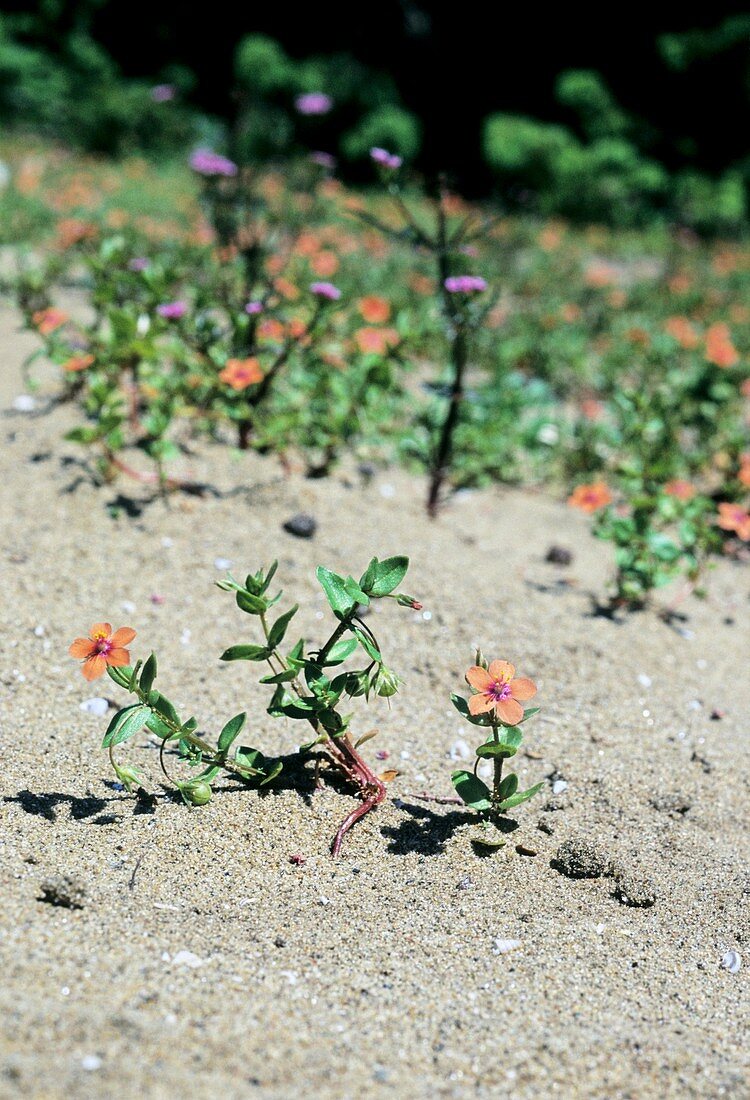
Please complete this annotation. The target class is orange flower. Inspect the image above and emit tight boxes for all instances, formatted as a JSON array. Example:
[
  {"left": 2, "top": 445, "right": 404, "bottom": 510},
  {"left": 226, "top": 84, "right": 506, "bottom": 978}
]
[
  {"left": 664, "top": 479, "right": 696, "bottom": 501},
  {"left": 717, "top": 502, "right": 750, "bottom": 541},
  {"left": 310, "top": 250, "right": 339, "bottom": 277},
  {"left": 567, "top": 481, "right": 612, "bottom": 513},
  {"left": 357, "top": 295, "right": 391, "bottom": 324},
  {"left": 32, "top": 308, "right": 69, "bottom": 336},
  {"left": 465, "top": 660, "right": 537, "bottom": 725},
  {"left": 219, "top": 358, "right": 265, "bottom": 390},
  {"left": 62, "top": 354, "right": 95, "bottom": 373},
  {"left": 664, "top": 316, "right": 700, "bottom": 350},
  {"left": 69, "top": 623, "right": 136, "bottom": 681},
  {"left": 274, "top": 277, "right": 300, "bottom": 301},
  {"left": 354, "top": 326, "right": 400, "bottom": 355},
  {"left": 258, "top": 318, "right": 286, "bottom": 343},
  {"left": 705, "top": 323, "right": 739, "bottom": 369},
  {"left": 738, "top": 454, "right": 750, "bottom": 488}
]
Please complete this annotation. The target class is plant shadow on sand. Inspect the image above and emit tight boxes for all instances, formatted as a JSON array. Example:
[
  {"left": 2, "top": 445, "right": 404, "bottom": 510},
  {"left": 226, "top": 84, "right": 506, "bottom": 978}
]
[
  {"left": 381, "top": 799, "right": 519, "bottom": 856},
  {"left": 3, "top": 787, "right": 155, "bottom": 825}
]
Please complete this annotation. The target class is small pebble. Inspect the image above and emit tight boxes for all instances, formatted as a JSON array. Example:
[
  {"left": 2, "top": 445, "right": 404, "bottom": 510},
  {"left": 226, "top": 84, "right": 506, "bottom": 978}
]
[
  {"left": 33, "top": 624, "right": 45, "bottom": 637},
  {"left": 545, "top": 545, "right": 573, "bottom": 566},
  {"left": 282, "top": 513, "right": 317, "bottom": 539},
  {"left": 81, "top": 1055, "right": 102, "bottom": 1072},
  {"left": 150, "top": 593, "right": 166, "bottom": 604},
  {"left": 449, "top": 738, "right": 471, "bottom": 762},
  {"left": 637, "top": 673, "right": 652, "bottom": 688},
  {"left": 121, "top": 600, "right": 136, "bottom": 614},
  {"left": 613, "top": 871, "right": 657, "bottom": 908},
  {"left": 12, "top": 394, "right": 36, "bottom": 412},
  {"left": 553, "top": 839, "right": 612, "bottom": 879},
  {"left": 492, "top": 938, "right": 522, "bottom": 955},
  {"left": 171, "top": 950, "right": 203, "bottom": 968},
  {"left": 214, "top": 557, "right": 233, "bottom": 570},
  {"left": 80, "top": 697, "right": 109, "bottom": 717},
  {"left": 710, "top": 708, "right": 725, "bottom": 720},
  {"left": 379, "top": 483, "right": 395, "bottom": 499},
  {"left": 39, "top": 874, "right": 86, "bottom": 909},
  {"left": 721, "top": 950, "right": 741, "bottom": 974},
  {"left": 552, "top": 779, "right": 568, "bottom": 795},
  {"left": 515, "top": 844, "right": 538, "bottom": 857}
]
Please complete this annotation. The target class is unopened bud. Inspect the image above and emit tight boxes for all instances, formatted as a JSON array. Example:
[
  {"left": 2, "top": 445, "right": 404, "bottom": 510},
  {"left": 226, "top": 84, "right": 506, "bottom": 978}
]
[
  {"left": 373, "top": 666, "right": 402, "bottom": 698},
  {"left": 181, "top": 780, "right": 212, "bottom": 806},
  {"left": 396, "top": 593, "right": 423, "bottom": 610}
]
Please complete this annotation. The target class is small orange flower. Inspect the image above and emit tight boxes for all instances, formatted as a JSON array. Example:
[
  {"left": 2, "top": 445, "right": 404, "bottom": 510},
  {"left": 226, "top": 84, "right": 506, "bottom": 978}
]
[
  {"left": 705, "top": 323, "right": 739, "bottom": 369},
  {"left": 310, "top": 250, "right": 339, "bottom": 277},
  {"left": 354, "top": 326, "right": 400, "bottom": 355},
  {"left": 258, "top": 318, "right": 286, "bottom": 343},
  {"left": 664, "top": 479, "right": 696, "bottom": 501},
  {"left": 357, "top": 295, "right": 391, "bottom": 324},
  {"left": 465, "top": 660, "right": 537, "bottom": 725},
  {"left": 717, "top": 502, "right": 750, "bottom": 541},
  {"left": 32, "top": 308, "right": 69, "bottom": 336},
  {"left": 274, "top": 277, "right": 300, "bottom": 301},
  {"left": 219, "top": 358, "right": 265, "bottom": 390},
  {"left": 738, "top": 454, "right": 750, "bottom": 488},
  {"left": 568, "top": 481, "right": 612, "bottom": 513},
  {"left": 664, "top": 316, "right": 700, "bottom": 350},
  {"left": 62, "top": 353, "right": 95, "bottom": 373},
  {"left": 69, "top": 623, "right": 136, "bottom": 681}
]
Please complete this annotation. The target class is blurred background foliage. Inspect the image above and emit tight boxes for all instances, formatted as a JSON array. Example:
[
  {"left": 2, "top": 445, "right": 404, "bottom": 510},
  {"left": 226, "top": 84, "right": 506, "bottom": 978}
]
[{"left": 2, "top": 2, "right": 750, "bottom": 231}]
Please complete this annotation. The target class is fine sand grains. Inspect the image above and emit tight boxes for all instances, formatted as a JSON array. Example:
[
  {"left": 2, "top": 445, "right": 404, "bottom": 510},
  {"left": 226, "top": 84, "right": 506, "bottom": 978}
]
[{"left": 0, "top": 298, "right": 748, "bottom": 1098}]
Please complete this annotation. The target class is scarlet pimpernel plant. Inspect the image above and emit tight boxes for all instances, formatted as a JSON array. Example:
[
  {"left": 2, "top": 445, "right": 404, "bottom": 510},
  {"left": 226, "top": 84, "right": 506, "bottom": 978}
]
[
  {"left": 450, "top": 654, "right": 543, "bottom": 847},
  {"left": 217, "top": 555, "right": 421, "bottom": 854}
]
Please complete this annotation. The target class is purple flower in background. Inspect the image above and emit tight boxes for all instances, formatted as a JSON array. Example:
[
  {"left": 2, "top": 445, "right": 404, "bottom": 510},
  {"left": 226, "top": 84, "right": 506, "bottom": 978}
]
[
  {"left": 128, "top": 257, "right": 149, "bottom": 272},
  {"left": 157, "top": 300, "right": 188, "bottom": 320},
  {"left": 310, "top": 151, "right": 336, "bottom": 170},
  {"left": 370, "top": 147, "right": 403, "bottom": 170},
  {"left": 444, "top": 275, "right": 487, "bottom": 294},
  {"left": 295, "top": 92, "right": 333, "bottom": 116},
  {"left": 151, "top": 84, "right": 175, "bottom": 103},
  {"left": 310, "top": 281, "right": 341, "bottom": 301},
  {"left": 189, "top": 149, "right": 238, "bottom": 178},
  {"left": 245, "top": 300, "right": 264, "bottom": 315}
]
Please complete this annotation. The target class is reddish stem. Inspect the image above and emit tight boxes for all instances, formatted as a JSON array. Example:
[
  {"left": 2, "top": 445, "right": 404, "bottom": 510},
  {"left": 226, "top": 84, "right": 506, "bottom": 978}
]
[
  {"left": 108, "top": 455, "right": 204, "bottom": 493},
  {"left": 325, "top": 733, "right": 386, "bottom": 856}
]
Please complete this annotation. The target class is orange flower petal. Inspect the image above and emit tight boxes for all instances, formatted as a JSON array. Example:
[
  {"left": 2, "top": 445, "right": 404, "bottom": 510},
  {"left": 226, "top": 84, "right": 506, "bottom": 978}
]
[
  {"left": 109, "top": 627, "right": 136, "bottom": 648},
  {"left": 81, "top": 653, "right": 107, "bottom": 681},
  {"left": 509, "top": 677, "right": 537, "bottom": 701},
  {"left": 494, "top": 697, "right": 524, "bottom": 725},
  {"left": 465, "top": 666, "right": 492, "bottom": 691},
  {"left": 488, "top": 660, "right": 515, "bottom": 682},
  {"left": 468, "top": 692, "right": 496, "bottom": 715},
  {"left": 69, "top": 637, "right": 97, "bottom": 659},
  {"left": 106, "top": 647, "right": 131, "bottom": 667},
  {"left": 89, "top": 622, "right": 112, "bottom": 639}
]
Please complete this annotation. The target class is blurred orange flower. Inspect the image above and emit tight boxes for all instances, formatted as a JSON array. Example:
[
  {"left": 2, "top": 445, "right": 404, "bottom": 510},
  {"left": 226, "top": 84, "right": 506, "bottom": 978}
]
[
  {"left": 219, "top": 358, "right": 265, "bottom": 390},
  {"left": 664, "top": 479, "right": 696, "bottom": 501},
  {"left": 62, "top": 354, "right": 95, "bottom": 373},
  {"left": 705, "top": 323, "right": 739, "bottom": 369},
  {"left": 310, "top": 250, "right": 339, "bottom": 277},
  {"left": 354, "top": 327, "right": 399, "bottom": 355},
  {"left": 32, "top": 308, "right": 68, "bottom": 335},
  {"left": 568, "top": 481, "right": 612, "bottom": 513},
  {"left": 665, "top": 316, "right": 700, "bottom": 349},
  {"left": 357, "top": 295, "right": 391, "bottom": 324},
  {"left": 717, "top": 502, "right": 750, "bottom": 540}
]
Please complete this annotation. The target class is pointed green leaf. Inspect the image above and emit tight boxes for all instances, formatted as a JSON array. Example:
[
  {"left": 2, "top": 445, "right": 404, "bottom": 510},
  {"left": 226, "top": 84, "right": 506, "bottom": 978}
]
[
  {"left": 218, "top": 712, "right": 246, "bottom": 753},
  {"left": 497, "top": 773, "right": 518, "bottom": 801},
  {"left": 498, "top": 782, "right": 544, "bottom": 810},
  {"left": 316, "top": 566, "right": 357, "bottom": 617},
  {"left": 260, "top": 669, "right": 298, "bottom": 684},
  {"left": 236, "top": 589, "right": 268, "bottom": 615},
  {"left": 139, "top": 653, "right": 157, "bottom": 696},
  {"left": 268, "top": 604, "right": 298, "bottom": 649},
  {"left": 102, "top": 704, "right": 152, "bottom": 748},
  {"left": 353, "top": 628, "right": 381, "bottom": 663},
  {"left": 323, "top": 637, "right": 358, "bottom": 665},
  {"left": 360, "top": 555, "right": 409, "bottom": 597},
  {"left": 220, "top": 644, "right": 272, "bottom": 662}
]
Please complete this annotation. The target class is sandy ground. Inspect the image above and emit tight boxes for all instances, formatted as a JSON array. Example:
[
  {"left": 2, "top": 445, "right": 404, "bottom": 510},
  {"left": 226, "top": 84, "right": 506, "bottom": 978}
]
[{"left": 0, "top": 294, "right": 748, "bottom": 1100}]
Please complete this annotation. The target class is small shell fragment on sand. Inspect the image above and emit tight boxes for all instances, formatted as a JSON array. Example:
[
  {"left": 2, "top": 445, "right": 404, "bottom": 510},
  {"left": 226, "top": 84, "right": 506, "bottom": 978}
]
[
  {"left": 722, "top": 950, "right": 741, "bottom": 974},
  {"left": 79, "top": 697, "right": 109, "bottom": 716},
  {"left": 492, "top": 938, "right": 522, "bottom": 955},
  {"left": 171, "top": 950, "right": 204, "bottom": 968}
]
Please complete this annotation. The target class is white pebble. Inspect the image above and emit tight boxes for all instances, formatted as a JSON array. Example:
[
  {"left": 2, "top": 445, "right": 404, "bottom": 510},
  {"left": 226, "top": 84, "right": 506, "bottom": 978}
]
[
  {"left": 552, "top": 779, "right": 568, "bottom": 795},
  {"left": 637, "top": 674, "right": 652, "bottom": 688},
  {"left": 449, "top": 739, "right": 471, "bottom": 762},
  {"left": 492, "top": 938, "right": 521, "bottom": 955},
  {"left": 81, "top": 1055, "right": 102, "bottom": 1072},
  {"left": 12, "top": 394, "right": 36, "bottom": 412},
  {"left": 161, "top": 537, "right": 173, "bottom": 548},
  {"left": 379, "top": 483, "right": 395, "bottom": 498},
  {"left": 722, "top": 950, "right": 741, "bottom": 974},
  {"left": 80, "top": 697, "right": 109, "bottom": 717},
  {"left": 121, "top": 600, "right": 136, "bottom": 614},
  {"left": 180, "top": 628, "right": 191, "bottom": 646},
  {"left": 214, "top": 557, "right": 233, "bottom": 570},
  {"left": 33, "top": 625, "right": 46, "bottom": 637},
  {"left": 172, "top": 950, "right": 203, "bottom": 968}
]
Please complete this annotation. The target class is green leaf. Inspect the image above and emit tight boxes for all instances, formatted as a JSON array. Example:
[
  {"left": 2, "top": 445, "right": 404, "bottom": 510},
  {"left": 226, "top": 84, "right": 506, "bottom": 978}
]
[
  {"left": 451, "top": 770, "right": 492, "bottom": 811},
  {"left": 139, "top": 653, "right": 157, "bottom": 696},
  {"left": 236, "top": 589, "right": 268, "bottom": 615},
  {"left": 498, "top": 782, "right": 544, "bottom": 810},
  {"left": 260, "top": 760, "right": 283, "bottom": 786},
  {"left": 520, "top": 706, "right": 540, "bottom": 723},
  {"left": 218, "top": 712, "right": 246, "bottom": 753},
  {"left": 260, "top": 560, "right": 278, "bottom": 594},
  {"left": 220, "top": 644, "right": 272, "bottom": 662},
  {"left": 497, "top": 773, "right": 519, "bottom": 801},
  {"left": 268, "top": 605, "right": 298, "bottom": 649},
  {"left": 316, "top": 566, "right": 357, "bottom": 618},
  {"left": 359, "top": 555, "right": 409, "bottom": 597},
  {"left": 323, "top": 637, "right": 358, "bottom": 665},
  {"left": 353, "top": 628, "right": 381, "bottom": 663},
  {"left": 344, "top": 576, "right": 370, "bottom": 606},
  {"left": 476, "top": 728, "right": 523, "bottom": 759},
  {"left": 102, "top": 704, "right": 152, "bottom": 748},
  {"left": 260, "top": 669, "right": 298, "bottom": 684},
  {"left": 450, "top": 692, "right": 491, "bottom": 726},
  {"left": 107, "top": 664, "right": 133, "bottom": 688}
]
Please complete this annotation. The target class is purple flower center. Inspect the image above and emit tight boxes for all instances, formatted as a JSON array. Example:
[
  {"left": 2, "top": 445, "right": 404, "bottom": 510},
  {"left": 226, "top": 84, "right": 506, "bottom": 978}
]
[
  {"left": 487, "top": 679, "right": 511, "bottom": 702},
  {"left": 94, "top": 637, "right": 112, "bottom": 655}
]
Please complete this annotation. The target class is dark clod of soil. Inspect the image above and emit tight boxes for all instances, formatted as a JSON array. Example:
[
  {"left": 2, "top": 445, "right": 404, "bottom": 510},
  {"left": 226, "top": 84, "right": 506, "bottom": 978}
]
[
  {"left": 282, "top": 513, "right": 318, "bottom": 539},
  {"left": 552, "top": 838, "right": 613, "bottom": 879},
  {"left": 38, "top": 873, "right": 86, "bottom": 909},
  {"left": 545, "top": 545, "right": 573, "bottom": 566},
  {"left": 651, "top": 791, "right": 691, "bottom": 817},
  {"left": 613, "top": 871, "right": 657, "bottom": 908}
]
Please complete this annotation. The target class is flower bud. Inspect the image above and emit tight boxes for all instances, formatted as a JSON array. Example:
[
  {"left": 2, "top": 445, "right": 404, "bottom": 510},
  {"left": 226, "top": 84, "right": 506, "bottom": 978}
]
[
  {"left": 373, "top": 666, "right": 402, "bottom": 698},
  {"left": 113, "top": 764, "right": 143, "bottom": 792},
  {"left": 396, "top": 593, "right": 423, "bottom": 610},
  {"left": 181, "top": 780, "right": 212, "bottom": 806}
]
